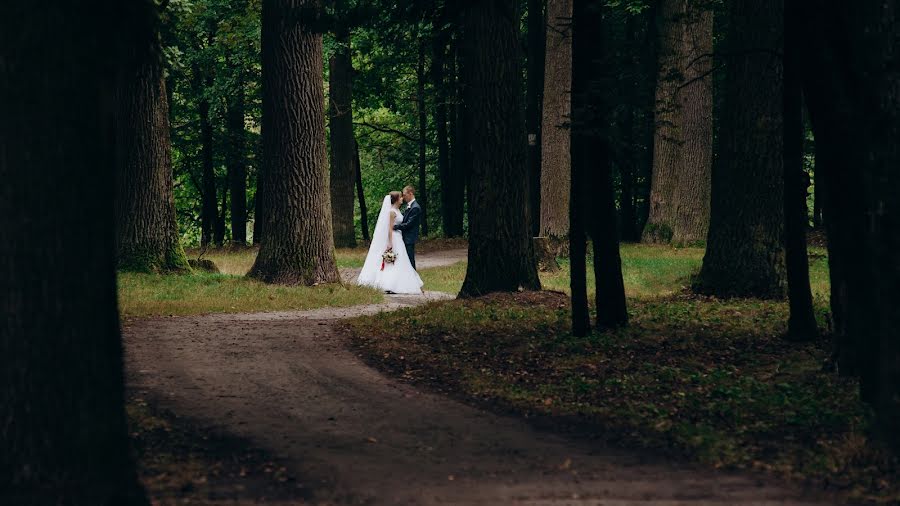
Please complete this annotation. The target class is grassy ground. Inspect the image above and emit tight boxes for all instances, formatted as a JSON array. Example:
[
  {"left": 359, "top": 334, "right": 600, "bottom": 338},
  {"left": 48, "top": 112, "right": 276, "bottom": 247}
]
[
  {"left": 119, "top": 246, "right": 380, "bottom": 319},
  {"left": 347, "top": 244, "right": 898, "bottom": 503}
]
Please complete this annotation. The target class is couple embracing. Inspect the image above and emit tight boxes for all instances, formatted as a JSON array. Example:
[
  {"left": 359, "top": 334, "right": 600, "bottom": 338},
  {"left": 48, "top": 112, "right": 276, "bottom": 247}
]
[{"left": 356, "top": 186, "right": 424, "bottom": 294}]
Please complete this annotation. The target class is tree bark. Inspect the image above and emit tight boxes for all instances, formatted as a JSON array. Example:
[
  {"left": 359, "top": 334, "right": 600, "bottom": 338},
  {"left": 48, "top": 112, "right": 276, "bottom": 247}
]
[
  {"left": 782, "top": 0, "right": 818, "bottom": 341},
  {"left": 215, "top": 184, "right": 227, "bottom": 246},
  {"left": 114, "top": 59, "right": 189, "bottom": 272},
  {"left": 643, "top": 0, "right": 712, "bottom": 245},
  {"left": 227, "top": 68, "right": 248, "bottom": 245},
  {"left": 353, "top": 140, "right": 369, "bottom": 242},
  {"left": 694, "top": 0, "right": 786, "bottom": 299},
  {"left": 0, "top": 2, "right": 152, "bottom": 503},
  {"left": 199, "top": 86, "right": 217, "bottom": 247},
  {"left": 250, "top": 0, "right": 339, "bottom": 285},
  {"left": 447, "top": 39, "right": 467, "bottom": 237},
  {"left": 797, "top": 0, "right": 900, "bottom": 445},
  {"left": 572, "top": 0, "right": 627, "bottom": 330},
  {"left": 458, "top": 0, "right": 541, "bottom": 297},
  {"left": 432, "top": 12, "right": 456, "bottom": 238},
  {"left": 329, "top": 24, "right": 357, "bottom": 248},
  {"left": 539, "top": 0, "right": 573, "bottom": 244},
  {"left": 618, "top": 14, "right": 640, "bottom": 242},
  {"left": 526, "top": 0, "right": 546, "bottom": 237},
  {"left": 417, "top": 39, "right": 429, "bottom": 237}
]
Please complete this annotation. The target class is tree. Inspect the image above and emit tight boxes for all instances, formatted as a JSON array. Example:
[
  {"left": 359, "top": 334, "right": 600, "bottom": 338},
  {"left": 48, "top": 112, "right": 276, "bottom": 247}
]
[
  {"left": 249, "top": 0, "right": 340, "bottom": 285},
  {"left": 353, "top": 140, "right": 370, "bottom": 241},
  {"left": 446, "top": 39, "right": 468, "bottom": 237},
  {"left": 1, "top": 1, "right": 153, "bottom": 503},
  {"left": 458, "top": 0, "right": 541, "bottom": 297},
  {"left": 329, "top": 19, "right": 358, "bottom": 248},
  {"left": 227, "top": 65, "right": 249, "bottom": 245},
  {"left": 539, "top": 0, "right": 573, "bottom": 248},
  {"left": 431, "top": 7, "right": 457, "bottom": 238},
  {"left": 572, "top": 0, "right": 627, "bottom": 330},
  {"left": 114, "top": 57, "right": 189, "bottom": 272},
  {"left": 642, "top": 0, "right": 712, "bottom": 245},
  {"left": 782, "top": 0, "right": 817, "bottom": 340},
  {"left": 416, "top": 38, "right": 429, "bottom": 237},
  {"left": 198, "top": 75, "right": 217, "bottom": 247},
  {"left": 797, "top": 0, "right": 900, "bottom": 445},
  {"left": 526, "top": 0, "right": 546, "bottom": 237},
  {"left": 694, "top": 0, "right": 786, "bottom": 299}
]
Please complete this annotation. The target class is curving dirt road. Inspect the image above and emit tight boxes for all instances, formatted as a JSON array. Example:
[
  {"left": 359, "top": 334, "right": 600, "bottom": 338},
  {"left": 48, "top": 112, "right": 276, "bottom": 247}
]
[{"left": 124, "top": 253, "right": 833, "bottom": 505}]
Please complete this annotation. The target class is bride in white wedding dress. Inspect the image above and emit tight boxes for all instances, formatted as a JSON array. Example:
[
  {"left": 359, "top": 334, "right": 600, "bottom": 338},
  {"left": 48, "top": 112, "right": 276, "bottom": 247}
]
[{"left": 356, "top": 192, "right": 424, "bottom": 294}]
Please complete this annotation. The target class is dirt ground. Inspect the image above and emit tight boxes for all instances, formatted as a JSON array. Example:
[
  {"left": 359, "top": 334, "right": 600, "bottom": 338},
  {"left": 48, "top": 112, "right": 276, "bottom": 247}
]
[{"left": 124, "top": 251, "right": 835, "bottom": 505}]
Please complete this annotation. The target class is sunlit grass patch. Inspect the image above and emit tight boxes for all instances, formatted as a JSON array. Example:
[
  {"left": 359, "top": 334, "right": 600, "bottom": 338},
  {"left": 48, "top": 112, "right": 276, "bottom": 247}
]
[
  {"left": 187, "top": 246, "right": 368, "bottom": 276},
  {"left": 118, "top": 271, "right": 381, "bottom": 318}
]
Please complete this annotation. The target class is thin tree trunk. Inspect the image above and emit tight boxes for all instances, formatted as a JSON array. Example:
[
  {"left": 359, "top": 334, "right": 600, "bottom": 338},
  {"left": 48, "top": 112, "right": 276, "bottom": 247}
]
[
  {"left": 448, "top": 41, "right": 467, "bottom": 237},
  {"left": 782, "top": 0, "right": 818, "bottom": 341},
  {"left": 431, "top": 14, "right": 455, "bottom": 238},
  {"left": 618, "top": 15, "right": 639, "bottom": 242},
  {"left": 539, "top": 0, "right": 573, "bottom": 245},
  {"left": 329, "top": 24, "right": 357, "bottom": 248},
  {"left": 353, "top": 139, "right": 369, "bottom": 242},
  {"left": 417, "top": 39, "right": 429, "bottom": 237},
  {"left": 199, "top": 87, "right": 216, "bottom": 247},
  {"left": 526, "top": 0, "right": 546, "bottom": 237},
  {"left": 215, "top": 184, "right": 227, "bottom": 246},
  {"left": 573, "top": 0, "right": 627, "bottom": 330},
  {"left": 114, "top": 59, "right": 189, "bottom": 272},
  {"left": 250, "top": 0, "right": 339, "bottom": 285},
  {"left": 695, "top": 0, "right": 786, "bottom": 299},
  {"left": 458, "top": 0, "right": 541, "bottom": 297},
  {"left": 0, "top": 2, "right": 152, "bottom": 502},
  {"left": 227, "top": 69, "right": 248, "bottom": 245}
]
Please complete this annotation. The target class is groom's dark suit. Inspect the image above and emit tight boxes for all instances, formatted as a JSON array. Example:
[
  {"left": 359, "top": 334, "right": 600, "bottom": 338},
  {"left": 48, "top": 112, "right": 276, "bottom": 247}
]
[{"left": 393, "top": 200, "right": 421, "bottom": 269}]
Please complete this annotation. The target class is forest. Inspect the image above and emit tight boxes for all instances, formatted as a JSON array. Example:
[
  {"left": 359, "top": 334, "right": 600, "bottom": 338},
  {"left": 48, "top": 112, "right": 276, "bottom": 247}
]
[{"left": 2, "top": 0, "right": 899, "bottom": 504}]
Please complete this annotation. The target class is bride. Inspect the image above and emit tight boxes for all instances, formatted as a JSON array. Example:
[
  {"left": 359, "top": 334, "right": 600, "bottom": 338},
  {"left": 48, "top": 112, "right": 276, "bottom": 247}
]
[{"left": 356, "top": 192, "right": 424, "bottom": 294}]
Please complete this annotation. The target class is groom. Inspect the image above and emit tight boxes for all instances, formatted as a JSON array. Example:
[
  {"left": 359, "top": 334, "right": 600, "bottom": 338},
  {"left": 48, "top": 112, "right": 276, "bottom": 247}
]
[{"left": 393, "top": 185, "right": 421, "bottom": 270}]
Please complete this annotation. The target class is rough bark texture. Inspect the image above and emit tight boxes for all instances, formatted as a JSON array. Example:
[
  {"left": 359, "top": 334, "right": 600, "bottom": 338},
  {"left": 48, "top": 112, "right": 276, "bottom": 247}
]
[
  {"left": 798, "top": 0, "right": 900, "bottom": 445},
  {"left": 643, "top": 0, "right": 712, "bottom": 245},
  {"left": 227, "top": 70, "right": 248, "bottom": 245},
  {"left": 0, "top": 2, "right": 151, "bottom": 503},
  {"left": 114, "top": 60, "right": 189, "bottom": 273},
  {"left": 694, "top": 0, "right": 786, "bottom": 299},
  {"left": 250, "top": 0, "right": 339, "bottom": 285},
  {"left": 458, "top": 0, "right": 541, "bottom": 297},
  {"left": 782, "top": 1, "right": 818, "bottom": 341},
  {"left": 526, "top": 0, "right": 546, "bottom": 237},
  {"left": 539, "top": 0, "right": 573, "bottom": 242},
  {"left": 329, "top": 26, "right": 357, "bottom": 248},
  {"left": 572, "top": 0, "right": 627, "bottom": 330},
  {"left": 416, "top": 40, "right": 429, "bottom": 237}
]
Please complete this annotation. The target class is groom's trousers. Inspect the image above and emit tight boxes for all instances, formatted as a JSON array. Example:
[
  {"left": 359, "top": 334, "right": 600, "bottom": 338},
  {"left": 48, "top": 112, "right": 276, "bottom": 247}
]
[{"left": 405, "top": 243, "right": 416, "bottom": 270}]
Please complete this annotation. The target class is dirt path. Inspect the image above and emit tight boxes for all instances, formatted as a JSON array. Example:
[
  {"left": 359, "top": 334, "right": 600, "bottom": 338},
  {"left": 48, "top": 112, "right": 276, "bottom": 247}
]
[{"left": 125, "top": 252, "right": 832, "bottom": 505}]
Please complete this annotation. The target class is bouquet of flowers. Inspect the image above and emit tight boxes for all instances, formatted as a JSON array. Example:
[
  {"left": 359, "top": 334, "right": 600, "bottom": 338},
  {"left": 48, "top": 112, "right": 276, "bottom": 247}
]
[{"left": 381, "top": 248, "right": 397, "bottom": 270}]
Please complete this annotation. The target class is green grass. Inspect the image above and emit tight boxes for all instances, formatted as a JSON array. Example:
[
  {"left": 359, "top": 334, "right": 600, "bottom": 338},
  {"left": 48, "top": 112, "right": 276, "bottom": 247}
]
[{"left": 193, "top": 246, "right": 367, "bottom": 276}]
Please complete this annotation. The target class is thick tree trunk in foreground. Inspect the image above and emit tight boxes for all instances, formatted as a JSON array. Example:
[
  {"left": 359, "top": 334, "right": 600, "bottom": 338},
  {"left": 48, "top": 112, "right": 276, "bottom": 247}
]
[
  {"left": 458, "top": 0, "right": 541, "bottom": 297},
  {"left": 526, "top": 0, "right": 545, "bottom": 237},
  {"left": 0, "top": 2, "right": 151, "bottom": 503},
  {"left": 572, "top": 0, "right": 627, "bottom": 330},
  {"left": 250, "top": 0, "right": 339, "bottom": 285},
  {"left": 539, "top": 0, "right": 573, "bottom": 245},
  {"left": 695, "top": 0, "right": 786, "bottom": 299},
  {"left": 798, "top": 0, "right": 900, "bottom": 445},
  {"left": 353, "top": 140, "right": 369, "bottom": 242},
  {"left": 417, "top": 40, "right": 429, "bottom": 237},
  {"left": 227, "top": 71, "right": 248, "bottom": 245},
  {"left": 329, "top": 26, "right": 357, "bottom": 248},
  {"left": 114, "top": 60, "right": 189, "bottom": 272},
  {"left": 782, "top": 1, "right": 818, "bottom": 341},
  {"left": 643, "top": 0, "right": 712, "bottom": 245}
]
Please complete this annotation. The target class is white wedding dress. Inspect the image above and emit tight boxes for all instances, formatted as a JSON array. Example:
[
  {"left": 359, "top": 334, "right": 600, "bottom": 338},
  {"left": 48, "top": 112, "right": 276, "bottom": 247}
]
[{"left": 356, "top": 196, "right": 424, "bottom": 294}]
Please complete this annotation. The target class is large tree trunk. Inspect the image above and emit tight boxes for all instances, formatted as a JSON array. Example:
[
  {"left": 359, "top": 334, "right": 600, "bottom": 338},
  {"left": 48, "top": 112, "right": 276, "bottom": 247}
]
[
  {"left": 250, "top": 0, "right": 339, "bottom": 285},
  {"left": 694, "top": 0, "right": 786, "bottom": 299},
  {"left": 114, "top": 59, "right": 189, "bottom": 272},
  {"left": 539, "top": 0, "right": 573, "bottom": 244},
  {"left": 573, "top": 0, "right": 627, "bottom": 330},
  {"left": 199, "top": 87, "right": 217, "bottom": 247},
  {"left": 458, "top": 0, "right": 541, "bottom": 297},
  {"left": 227, "top": 69, "right": 248, "bottom": 245},
  {"left": 0, "top": 2, "right": 151, "bottom": 503},
  {"left": 643, "top": 0, "right": 712, "bottom": 245},
  {"left": 329, "top": 25, "right": 357, "bottom": 248},
  {"left": 526, "top": 0, "right": 546, "bottom": 237},
  {"left": 798, "top": 0, "right": 900, "bottom": 445},
  {"left": 353, "top": 140, "right": 370, "bottom": 242},
  {"left": 416, "top": 39, "right": 429, "bottom": 237},
  {"left": 782, "top": 0, "right": 818, "bottom": 341}
]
